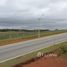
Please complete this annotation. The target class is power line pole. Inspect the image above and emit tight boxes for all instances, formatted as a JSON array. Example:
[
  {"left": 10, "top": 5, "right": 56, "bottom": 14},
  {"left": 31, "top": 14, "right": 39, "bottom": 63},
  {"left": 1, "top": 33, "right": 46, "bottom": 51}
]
[
  {"left": 38, "top": 18, "right": 41, "bottom": 38},
  {"left": 38, "top": 14, "right": 44, "bottom": 38}
]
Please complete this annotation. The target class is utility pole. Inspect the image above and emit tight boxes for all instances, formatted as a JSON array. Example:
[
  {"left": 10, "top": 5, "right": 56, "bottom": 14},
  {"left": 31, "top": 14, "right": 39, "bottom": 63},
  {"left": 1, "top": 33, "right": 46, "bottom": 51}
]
[
  {"left": 38, "top": 18, "right": 41, "bottom": 38},
  {"left": 38, "top": 14, "right": 44, "bottom": 38}
]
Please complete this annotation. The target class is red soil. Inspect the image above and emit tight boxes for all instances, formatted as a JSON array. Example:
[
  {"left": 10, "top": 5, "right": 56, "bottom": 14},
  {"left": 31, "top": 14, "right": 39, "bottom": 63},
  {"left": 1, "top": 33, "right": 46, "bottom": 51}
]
[
  {"left": 23, "top": 56, "right": 67, "bottom": 67},
  {"left": 0, "top": 37, "right": 36, "bottom": 46}
]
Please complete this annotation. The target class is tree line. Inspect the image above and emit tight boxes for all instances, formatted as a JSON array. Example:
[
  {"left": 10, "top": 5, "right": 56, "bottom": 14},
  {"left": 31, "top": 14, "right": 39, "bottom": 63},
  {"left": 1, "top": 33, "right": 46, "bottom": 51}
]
[{"left": 0, "top": 29, "right": 50, "bottom": 32}]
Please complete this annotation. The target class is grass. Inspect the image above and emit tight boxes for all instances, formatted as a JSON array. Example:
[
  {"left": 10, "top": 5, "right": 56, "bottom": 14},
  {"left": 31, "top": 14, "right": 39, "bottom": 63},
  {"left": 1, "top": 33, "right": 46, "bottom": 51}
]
[
  {"left": 0, "top": 30, "right": 67, "bottom": 40},
  {"left": 0, "top": 41, "right": 67, "bottom": 67},
  {"left": 0, "top": 30, "right": 67, "bottom": 46}
]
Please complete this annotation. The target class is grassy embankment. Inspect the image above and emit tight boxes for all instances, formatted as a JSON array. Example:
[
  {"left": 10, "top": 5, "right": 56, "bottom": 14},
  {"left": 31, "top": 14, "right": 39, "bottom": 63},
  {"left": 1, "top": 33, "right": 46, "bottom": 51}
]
[
  {"left": 0, "top": 41, "right": 67, "bottom": 67},
  {"left": 0, "top": 30, "right": 67, "bottom": 46}
]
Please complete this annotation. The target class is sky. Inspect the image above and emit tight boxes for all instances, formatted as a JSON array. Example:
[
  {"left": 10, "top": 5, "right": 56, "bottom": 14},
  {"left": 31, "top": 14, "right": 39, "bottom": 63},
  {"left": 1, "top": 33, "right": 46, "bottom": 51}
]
[{"left": 0, "top": 0, "right": 67, "bottom": 29}]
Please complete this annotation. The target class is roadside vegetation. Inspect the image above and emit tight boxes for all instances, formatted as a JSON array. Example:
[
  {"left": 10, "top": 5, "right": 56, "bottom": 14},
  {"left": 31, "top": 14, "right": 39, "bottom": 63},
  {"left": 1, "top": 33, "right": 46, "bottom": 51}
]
[{"left": 0, "top": 29, "right": 67, "bottom": 46}]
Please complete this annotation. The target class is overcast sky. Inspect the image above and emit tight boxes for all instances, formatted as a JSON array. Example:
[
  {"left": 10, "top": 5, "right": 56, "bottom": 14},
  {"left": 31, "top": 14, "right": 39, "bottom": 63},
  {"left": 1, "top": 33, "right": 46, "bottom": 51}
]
[{"left": 0, "top": 0, "right": 67, "bottom": 29}]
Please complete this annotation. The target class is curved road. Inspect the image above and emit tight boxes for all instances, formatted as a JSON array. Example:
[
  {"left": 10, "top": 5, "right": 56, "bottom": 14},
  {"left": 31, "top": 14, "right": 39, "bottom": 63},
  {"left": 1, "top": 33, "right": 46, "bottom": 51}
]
[{"left": 0, "top": 33, "right": 67, "bottom": 63}]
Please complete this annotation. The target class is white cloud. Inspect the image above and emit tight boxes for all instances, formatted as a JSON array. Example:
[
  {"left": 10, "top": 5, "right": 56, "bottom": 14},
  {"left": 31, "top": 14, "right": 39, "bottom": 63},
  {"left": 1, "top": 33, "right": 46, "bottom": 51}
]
[
  {"left": 0, "top": 0, "right": 7, "bottom": 6},
  {"left": 0, "top": 0, "right": 67, "bottom": 29},
  {"left": 0, "top": 0, "right": 67, "bottom": 19}
]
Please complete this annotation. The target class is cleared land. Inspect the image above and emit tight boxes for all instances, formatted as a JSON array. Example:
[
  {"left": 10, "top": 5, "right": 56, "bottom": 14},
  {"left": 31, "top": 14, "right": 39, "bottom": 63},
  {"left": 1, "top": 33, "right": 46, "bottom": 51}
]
[
  {"left": 23, "top": 56, "right": 67, "bottom": 67},
  {"left": 0, "top": 30, "right": 67, "bottom": 46}
]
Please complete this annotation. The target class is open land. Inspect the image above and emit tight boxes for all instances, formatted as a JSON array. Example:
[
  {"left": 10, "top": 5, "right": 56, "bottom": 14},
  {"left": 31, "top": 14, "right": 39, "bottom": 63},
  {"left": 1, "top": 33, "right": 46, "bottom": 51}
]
[{"left": 0, "top": 30, "right": 67, "bottom": 46}]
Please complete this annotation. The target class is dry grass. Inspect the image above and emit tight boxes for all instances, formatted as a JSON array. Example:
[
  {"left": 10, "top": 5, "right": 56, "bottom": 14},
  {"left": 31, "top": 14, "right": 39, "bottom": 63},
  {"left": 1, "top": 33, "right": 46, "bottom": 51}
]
[{"left": 0, "top": 30, "right": 67, "bottom": 46}]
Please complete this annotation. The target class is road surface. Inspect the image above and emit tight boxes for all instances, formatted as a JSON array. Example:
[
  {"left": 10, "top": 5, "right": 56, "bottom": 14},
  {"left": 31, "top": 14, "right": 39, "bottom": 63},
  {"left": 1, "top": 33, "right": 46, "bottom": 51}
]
[{"left": 0, "top": 33, "right": 67, "bottom": 63}]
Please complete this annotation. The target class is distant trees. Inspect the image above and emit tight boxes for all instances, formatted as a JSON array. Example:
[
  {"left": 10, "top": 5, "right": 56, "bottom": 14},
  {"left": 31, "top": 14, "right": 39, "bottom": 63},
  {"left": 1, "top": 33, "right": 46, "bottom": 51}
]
[{"left": 0, "top": 29, "right": 50, "bottom": 32}]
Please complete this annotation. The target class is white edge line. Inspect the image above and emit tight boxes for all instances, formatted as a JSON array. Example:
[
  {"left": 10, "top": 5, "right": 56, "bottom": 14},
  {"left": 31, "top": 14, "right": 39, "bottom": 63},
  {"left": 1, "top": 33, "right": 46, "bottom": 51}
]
[{"left": 0, "top": 40, "right": 66, "bottom": 63}]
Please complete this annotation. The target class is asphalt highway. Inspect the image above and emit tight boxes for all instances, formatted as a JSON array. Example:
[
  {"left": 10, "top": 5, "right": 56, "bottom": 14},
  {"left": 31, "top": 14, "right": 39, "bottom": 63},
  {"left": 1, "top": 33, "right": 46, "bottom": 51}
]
[{"left": 0, "top": 33, "right": 67, "bottom": 63}]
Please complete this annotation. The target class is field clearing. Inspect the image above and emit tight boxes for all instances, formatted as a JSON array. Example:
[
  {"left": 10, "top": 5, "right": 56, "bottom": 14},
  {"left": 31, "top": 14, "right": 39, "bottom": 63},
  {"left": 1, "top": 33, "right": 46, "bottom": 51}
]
[
  {"left": 0, "top": 30, "right": 67, "bottom": 46},
  {"left": 0, "top": 41, "right": 67, "bottom": 67}
]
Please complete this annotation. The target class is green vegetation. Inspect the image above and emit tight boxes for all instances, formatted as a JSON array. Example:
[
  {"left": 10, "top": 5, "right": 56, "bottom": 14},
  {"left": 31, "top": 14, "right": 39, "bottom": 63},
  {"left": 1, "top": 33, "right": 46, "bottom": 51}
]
[
  {"left": 0, "top": 41, "right": 67, "bottom": 67},
  {"left": 54, "top": 43, "right": 67, "bottom": 57},
  {"left": 0, "top": 29, "right": 67, "bottom": 40}
]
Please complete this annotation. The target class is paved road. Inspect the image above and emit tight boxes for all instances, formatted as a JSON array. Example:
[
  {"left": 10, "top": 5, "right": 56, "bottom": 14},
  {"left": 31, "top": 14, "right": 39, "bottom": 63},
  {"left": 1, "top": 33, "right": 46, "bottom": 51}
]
[{"left": 0, "top": 33, "right": 67, "bottom": 63}]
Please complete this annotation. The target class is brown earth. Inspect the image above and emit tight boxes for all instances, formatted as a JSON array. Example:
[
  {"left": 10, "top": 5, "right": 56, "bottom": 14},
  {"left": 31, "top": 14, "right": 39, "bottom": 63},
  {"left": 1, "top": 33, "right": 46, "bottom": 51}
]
[
  {"left": 14, "top": 54, "right": 67, "bottom": 67},
  {"left": 0, "top": 37, "right": 36, "bottom": 46},
  {"left": 24, "top": 57, "right": 67, "bottom": 67}
]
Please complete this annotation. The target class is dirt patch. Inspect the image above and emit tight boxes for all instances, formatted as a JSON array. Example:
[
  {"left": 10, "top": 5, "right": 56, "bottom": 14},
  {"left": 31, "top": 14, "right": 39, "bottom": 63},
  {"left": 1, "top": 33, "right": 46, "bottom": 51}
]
[
  {"left": 13, "top": 53, "right": 67, "bottom": 67},
  {"left": 0, "top": 36, "right": 37, "bottom": 46},
  {"left": 23, "top": 57, "right": 67, "bottom": 67}
]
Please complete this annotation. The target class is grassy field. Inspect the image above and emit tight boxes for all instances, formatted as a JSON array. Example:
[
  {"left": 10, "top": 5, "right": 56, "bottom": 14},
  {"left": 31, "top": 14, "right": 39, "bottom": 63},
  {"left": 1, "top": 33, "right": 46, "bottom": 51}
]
[
  {"left": 0, "top": 41, "right": 67, "bottom": 67},
  {"left": 0, "top": 30, "right": 67, "bottom": 46},
  {"left": 0, "top": 30, "right": 67, "bottom": 40}
]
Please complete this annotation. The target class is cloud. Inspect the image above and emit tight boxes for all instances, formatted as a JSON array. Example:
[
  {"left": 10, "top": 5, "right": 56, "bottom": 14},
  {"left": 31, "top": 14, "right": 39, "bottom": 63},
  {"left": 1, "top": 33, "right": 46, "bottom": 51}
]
[
  {"left": 0, "top": 0, "right": 67, "bottom": 29},
  {"left": 0, "top": 0, "right": 7, "bottom": 6},
  {"left": 0, "top": 0, "right": 67, "bottom": 18}
]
